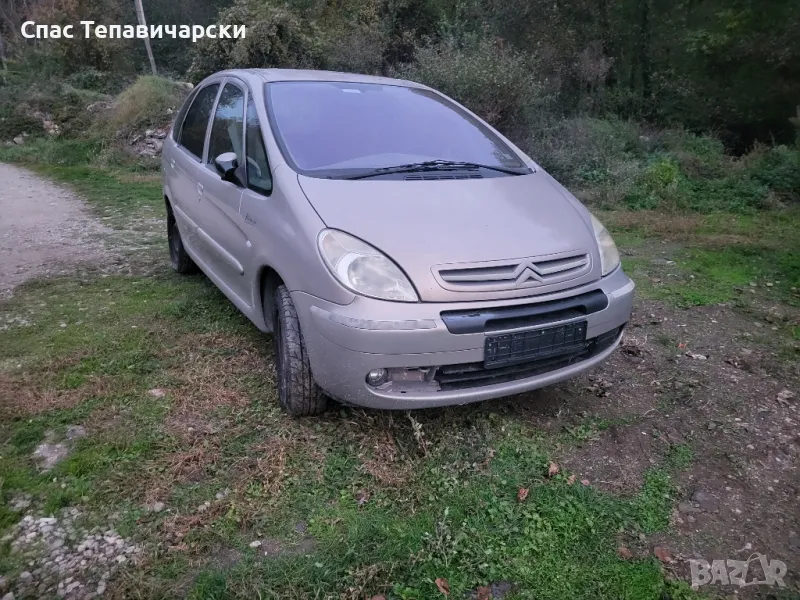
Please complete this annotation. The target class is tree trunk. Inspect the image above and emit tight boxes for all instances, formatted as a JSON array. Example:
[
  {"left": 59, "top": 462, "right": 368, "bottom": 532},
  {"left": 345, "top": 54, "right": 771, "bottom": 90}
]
[
  {"left": 134, "top": 0, "right": 158, "bottom": 75},
  {"left": 639, "top": 0, "right": 652, "bottom": 102}
]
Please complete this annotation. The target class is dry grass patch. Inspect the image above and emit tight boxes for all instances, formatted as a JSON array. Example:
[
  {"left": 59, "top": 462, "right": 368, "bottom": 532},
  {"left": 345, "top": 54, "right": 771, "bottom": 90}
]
[
  {"left": 231, "top": 428, "right": 326, "bottom": 498},
  {"left": 164, "top": 332, "right": 265, "bottom": 414},
  {"left": 359, "top": 430, "right": 414, "bottom": 487},
  {"left": 603, "top": 210, "right": 703, "bottom": 237},
  {"left": 0, "top": 371, "right": 113, "bottom": 418}
]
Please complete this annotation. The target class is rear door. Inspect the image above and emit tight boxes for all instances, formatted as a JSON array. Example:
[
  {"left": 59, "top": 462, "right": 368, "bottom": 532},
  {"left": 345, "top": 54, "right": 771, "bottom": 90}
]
[
  {"left": 194, "top": 80, "right": 252, "bottom": 305},
  {"left": 169, "top": 81, "right": 221, "bottom": 259}
]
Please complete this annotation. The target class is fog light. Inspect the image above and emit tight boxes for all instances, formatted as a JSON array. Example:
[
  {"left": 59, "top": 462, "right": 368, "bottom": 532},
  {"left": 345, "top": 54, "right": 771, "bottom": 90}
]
[{"left": 366, "top": 368, "right": 389, "bottom": 387}]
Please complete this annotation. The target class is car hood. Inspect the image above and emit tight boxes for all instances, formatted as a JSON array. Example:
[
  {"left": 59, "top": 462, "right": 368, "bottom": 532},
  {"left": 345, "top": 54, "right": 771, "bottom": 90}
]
[{"left": 298, "top": 172, "right": 602, "bottom": 302}]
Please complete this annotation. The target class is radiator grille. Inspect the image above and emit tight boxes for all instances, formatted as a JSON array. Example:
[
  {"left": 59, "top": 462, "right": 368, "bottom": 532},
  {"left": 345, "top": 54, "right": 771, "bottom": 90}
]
[{"left": 434, "top": 252, "right": 590, "bottom": 292}]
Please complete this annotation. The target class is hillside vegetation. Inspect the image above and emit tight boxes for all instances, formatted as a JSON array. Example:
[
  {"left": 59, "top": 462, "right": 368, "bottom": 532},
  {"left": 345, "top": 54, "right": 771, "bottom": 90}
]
[{"left": 1, "top": 0, "right": 798, "bottom": 214}]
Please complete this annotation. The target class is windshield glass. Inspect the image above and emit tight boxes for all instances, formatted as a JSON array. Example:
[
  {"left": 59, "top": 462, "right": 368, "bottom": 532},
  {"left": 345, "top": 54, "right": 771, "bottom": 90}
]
[{"left": 265, "top": 81, "right": 525, "bottom": 176}]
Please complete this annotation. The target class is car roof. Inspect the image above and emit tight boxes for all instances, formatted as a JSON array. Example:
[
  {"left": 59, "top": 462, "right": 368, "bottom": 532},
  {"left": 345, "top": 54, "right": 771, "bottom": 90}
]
[{"left": 216, "top": 68, "right": 426, "bottom": 89}]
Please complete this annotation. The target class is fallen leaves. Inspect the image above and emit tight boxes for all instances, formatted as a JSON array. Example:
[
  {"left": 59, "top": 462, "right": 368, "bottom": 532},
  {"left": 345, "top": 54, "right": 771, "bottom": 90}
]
[
  {"left": 618, "top": 546, "right": 633, "bottom": 559},
  {"left": 475, "top": 586, "right": 492, "bottom": 600},
  {"left": 654, "top": 546, "right": 673, "bottom": 563},
  {"left": 517, "top": 487, "right": 529, "bottom": 502},
  {"left": 567, "top": 474, "right": 576, "bottom": 485},
  {"left": 435, "top": 577, "right": 450, "bottom": 595},
  {"left": 548, "top": 462, "right": 559, "bottom": 477}
]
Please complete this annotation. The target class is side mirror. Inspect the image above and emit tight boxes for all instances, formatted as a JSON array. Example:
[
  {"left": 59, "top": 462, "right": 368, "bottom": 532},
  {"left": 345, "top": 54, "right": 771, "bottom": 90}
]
[{"left": 214, "top": 152, "right": 242, "bottom": 185}]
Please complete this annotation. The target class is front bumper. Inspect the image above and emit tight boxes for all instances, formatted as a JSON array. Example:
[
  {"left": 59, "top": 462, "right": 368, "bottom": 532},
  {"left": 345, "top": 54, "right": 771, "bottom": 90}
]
[{"left": 292, "top": 268, "right": 634, "bottom": 409}]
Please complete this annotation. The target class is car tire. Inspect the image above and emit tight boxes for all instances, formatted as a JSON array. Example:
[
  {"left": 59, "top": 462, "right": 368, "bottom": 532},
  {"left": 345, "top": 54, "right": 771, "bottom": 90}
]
[
  {"left": 273, "top": 284, "right": 327, "bottom": 416},
  {"left": 167, "top": 207, "right": 198, "bottom": 274}
]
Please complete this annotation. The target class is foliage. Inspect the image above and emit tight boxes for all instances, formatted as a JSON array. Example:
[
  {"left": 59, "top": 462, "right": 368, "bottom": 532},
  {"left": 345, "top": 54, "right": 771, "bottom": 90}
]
[
  {"left": 188, "top": 0, "right": 316, "bottom": 82},
  {"left": 95, "top": 76, "right": 189, "bottom": 138},
  {"left": 394, "top": 35, "right": 545, "bottom": 135},
  {"left": 524, "top": 118, "right": 800, "bottom": 213}
]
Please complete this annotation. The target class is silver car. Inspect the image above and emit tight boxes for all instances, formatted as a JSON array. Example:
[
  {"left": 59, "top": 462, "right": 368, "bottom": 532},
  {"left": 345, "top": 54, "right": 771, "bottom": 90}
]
[{"left": 162, "top": 69, "right": 634, "bottom": 415}]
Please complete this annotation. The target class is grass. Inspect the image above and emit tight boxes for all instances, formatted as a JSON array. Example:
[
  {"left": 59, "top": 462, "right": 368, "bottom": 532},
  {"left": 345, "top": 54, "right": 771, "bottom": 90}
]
[
  {"left": 603, "top": 209, "right": 800, "bottom": 309},
  {"left": 4, "top": 134, "right": 798, "bottom": 598},
  {"left": 1, "top": 272, "right": 700, "bottom": 598}
]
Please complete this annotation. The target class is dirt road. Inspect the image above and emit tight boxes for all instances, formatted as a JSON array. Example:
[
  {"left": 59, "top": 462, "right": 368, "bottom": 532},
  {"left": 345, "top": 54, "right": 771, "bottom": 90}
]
[{"left": 0, "top": 163, "right": 111, "bottom": 297}]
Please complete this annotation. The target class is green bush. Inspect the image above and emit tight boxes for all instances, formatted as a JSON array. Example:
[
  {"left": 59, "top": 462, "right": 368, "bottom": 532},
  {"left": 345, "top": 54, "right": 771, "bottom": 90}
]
[
  {"left": 188, "top": 0, "right": 315, "bottom": 82},
  {"left": 525, "top": 117, "right": 647, "bottom": 184},
  {"left": 393, "top": 36, "right": 544, "bottom": 136},
  {"left": 744, "top": 144, "right": 800, "bottom": 201},
  {"left": 0, "top": 112, "right": 45, "bottom": 141},
  {"left": 97, "top": 76, "right": 189, "bottom": 138}
]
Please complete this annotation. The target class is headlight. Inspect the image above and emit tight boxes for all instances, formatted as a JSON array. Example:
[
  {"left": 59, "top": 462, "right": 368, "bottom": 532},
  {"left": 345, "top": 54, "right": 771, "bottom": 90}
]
[
  {"left": 590, "top": 214, "right": 620, "bottom": 276},
  {"left": 318, "top": 230, "right": 418, "bottom": 302}
]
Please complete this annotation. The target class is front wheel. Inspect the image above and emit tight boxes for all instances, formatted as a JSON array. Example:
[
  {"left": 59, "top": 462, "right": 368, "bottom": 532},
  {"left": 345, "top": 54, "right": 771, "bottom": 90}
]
[{"left": 273, "top": 285, "right": 327, "bottom": 416}]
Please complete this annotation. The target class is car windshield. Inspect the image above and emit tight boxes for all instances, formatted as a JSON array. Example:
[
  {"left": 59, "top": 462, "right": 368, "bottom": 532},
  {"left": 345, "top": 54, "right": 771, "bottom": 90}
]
[{"left": 265, "top": 81, "right": 526, "bottom": 177}]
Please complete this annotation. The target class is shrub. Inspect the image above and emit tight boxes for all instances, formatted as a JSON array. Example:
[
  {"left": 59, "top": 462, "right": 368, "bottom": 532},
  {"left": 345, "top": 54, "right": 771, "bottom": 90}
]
[
  {"left": 662, "top": 130, "right": 727, "bottom": 179},
  {"left": 188, "top": 1, "right": 314, "bottom": 82},
  {"left": 744, "top": 144, "right": 800, "bottom": 202},
  {"left": 97, "top": 76, "right": 189, "bottom": 138},
  {"left": 0, "top": 111, "right": 45, "bottom": 141},
  {"left": 524, "top": 117, "right": 647, "bottom": 185},
  {"left": 312, "top": 21, "right": 387, "bottom": 75},
  {"left": 393, "top": 36, "right": 544, "bottom": 137}
]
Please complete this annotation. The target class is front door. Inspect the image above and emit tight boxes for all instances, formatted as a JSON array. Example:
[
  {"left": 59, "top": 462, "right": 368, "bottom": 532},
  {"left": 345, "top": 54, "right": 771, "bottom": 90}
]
[{"left": 194, "top": 81, "right": 252, "bottom": 306}]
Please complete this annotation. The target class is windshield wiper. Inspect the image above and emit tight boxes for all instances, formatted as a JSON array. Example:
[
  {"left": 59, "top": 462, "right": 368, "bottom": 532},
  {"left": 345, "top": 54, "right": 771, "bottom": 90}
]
[{"left": 345, "top": 160, "right": 527, "bottom": 180}]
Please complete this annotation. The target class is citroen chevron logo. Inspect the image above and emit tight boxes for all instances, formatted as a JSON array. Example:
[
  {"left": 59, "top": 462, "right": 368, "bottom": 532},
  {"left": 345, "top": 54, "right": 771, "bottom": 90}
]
[{"left": 513, "top": 261, "right": 543, "bottom": 287}]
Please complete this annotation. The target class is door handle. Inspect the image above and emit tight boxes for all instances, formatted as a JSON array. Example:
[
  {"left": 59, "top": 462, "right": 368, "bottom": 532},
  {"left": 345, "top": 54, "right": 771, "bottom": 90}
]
[{"left": 196, "top": 182, "right": 204, "bottom": 199}]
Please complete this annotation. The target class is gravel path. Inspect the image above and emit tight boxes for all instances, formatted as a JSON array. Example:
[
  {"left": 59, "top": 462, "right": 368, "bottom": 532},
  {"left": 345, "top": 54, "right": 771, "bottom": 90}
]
[{"left": 0, "top": 163, "right": 112, "bottom": 297}]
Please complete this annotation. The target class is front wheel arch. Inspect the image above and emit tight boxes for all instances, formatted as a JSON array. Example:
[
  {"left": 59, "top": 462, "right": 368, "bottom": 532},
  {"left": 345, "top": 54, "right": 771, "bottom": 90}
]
[{"left": 258, "top": 266, "right": 284, "bottom": 333}]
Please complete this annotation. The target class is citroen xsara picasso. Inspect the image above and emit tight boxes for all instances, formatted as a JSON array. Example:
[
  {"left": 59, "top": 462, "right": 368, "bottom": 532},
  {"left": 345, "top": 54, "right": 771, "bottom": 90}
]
[{"left": 162, "top": 69, "right": 634, "bottom": 415}]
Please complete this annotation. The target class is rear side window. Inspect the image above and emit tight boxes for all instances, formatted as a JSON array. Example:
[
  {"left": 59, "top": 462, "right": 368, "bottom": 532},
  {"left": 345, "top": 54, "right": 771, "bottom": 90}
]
[
  {"left": 207, "top": 84, "right": 245, "bottom": 165},
  {"left": 179, "top": 83, "right": 219, "bottom": 159}
]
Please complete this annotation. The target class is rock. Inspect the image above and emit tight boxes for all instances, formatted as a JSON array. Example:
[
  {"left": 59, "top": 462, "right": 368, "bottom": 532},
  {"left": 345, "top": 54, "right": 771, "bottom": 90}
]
[
  {"left": 148, "top": 389, "right": 166, "bottom": 398},
  {"left": 249, "top": 540, "right": 262, "bottom": 548},
  {"left": 1, "top": 593, "right": 15, "bottom": 600},
  {"left": 678, "top": 501, "right": 700, "bottom": 513},
  {"left": 149, "top": 501, "right": 165, "bottom": 513},
  {"left": 618, "top": 546, "right": 633, "bottom": 559},
  {"left": 66, "top": 425, "right": 87, "bottom": 440},
  {"left": 777, "top": 389, "right": 795, "bottom": 405},
  {"left": 13, "top": 135, "right": 25, "bottom": 145},
  {"left": 691, "top": 490, "right": 720, "bottom": 513},
  {"left": 9, "top": 493, "right": 32, "bottom": 512}
]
